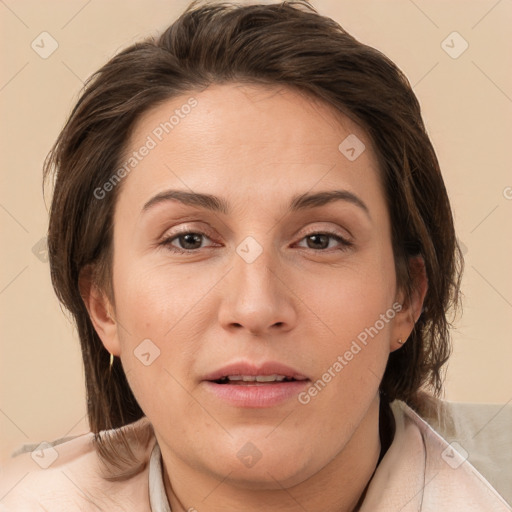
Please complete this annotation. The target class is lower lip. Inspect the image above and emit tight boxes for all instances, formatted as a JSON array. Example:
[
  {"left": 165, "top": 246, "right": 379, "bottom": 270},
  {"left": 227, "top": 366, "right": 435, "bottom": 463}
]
[{"left": 203, "top": 380, "right": 310, "bottom": 408}]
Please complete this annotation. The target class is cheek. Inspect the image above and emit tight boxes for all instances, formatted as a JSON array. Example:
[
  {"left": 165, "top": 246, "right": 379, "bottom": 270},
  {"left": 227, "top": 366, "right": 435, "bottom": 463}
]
[
  {"left": 113, "top": 257, "right": 216, "bottom": 338},
  {"left": 110, "top": 261, "right": 216, "bottom": 416},
  {"left": 297, "top": 248, "right": 397, "bottom": 344},
  {"left": 292, "top": 246, "right": 397, "bottom": 396}
]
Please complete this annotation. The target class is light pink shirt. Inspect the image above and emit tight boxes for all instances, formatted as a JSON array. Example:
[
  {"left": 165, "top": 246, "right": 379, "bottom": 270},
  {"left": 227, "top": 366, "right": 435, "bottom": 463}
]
[{"left": 1, "top": 400, "right": 510, "bottom": 511}]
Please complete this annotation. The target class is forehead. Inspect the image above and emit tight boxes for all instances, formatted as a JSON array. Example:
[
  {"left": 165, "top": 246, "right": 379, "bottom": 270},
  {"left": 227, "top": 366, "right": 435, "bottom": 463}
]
[
  {"left": 129, "top": 82, "right": 371, "bottom": 153},
  {"left": 116, "top": 82, "right": 383, "bottom": 213}
]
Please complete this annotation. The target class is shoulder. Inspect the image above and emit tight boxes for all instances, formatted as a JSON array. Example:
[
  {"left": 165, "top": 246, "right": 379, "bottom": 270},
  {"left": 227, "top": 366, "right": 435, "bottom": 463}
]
[
  {"left": 398, "top": 398, "right": 512, "bottom": 510},
  {"left": 0, "top": 417, "right": 156, "bottom": 511}
]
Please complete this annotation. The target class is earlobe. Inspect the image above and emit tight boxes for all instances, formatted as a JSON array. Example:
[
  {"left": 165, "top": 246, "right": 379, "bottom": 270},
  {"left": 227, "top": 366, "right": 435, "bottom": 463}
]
[
  {"left": 390, "top": 256, "right": 428, "bottom": 351},
  {"left": 79, "top": 267, "right": 121, "bottom": 356}
]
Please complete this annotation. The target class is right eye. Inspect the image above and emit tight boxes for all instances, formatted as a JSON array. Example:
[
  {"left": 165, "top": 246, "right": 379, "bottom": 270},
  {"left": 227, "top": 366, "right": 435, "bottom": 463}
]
[{"left": 160, "top": 231, "right": 216, "bottom": 253}]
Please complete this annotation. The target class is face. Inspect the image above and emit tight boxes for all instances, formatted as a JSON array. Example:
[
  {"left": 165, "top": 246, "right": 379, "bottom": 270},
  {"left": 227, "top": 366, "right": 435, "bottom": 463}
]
[{"left": 89, "top": 83, "right": 416, "bottom": 489}]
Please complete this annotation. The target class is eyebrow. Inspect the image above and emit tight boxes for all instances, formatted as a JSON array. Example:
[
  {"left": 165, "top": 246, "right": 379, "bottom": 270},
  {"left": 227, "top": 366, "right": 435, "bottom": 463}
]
[{"left": 142, "top": 189, "right": 370, "bottom": 218}]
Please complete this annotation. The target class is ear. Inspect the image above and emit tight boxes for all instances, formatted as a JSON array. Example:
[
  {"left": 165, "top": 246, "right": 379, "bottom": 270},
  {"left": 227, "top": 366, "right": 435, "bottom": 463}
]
[
  {"left": 390, "top": 255, "right": 428, "bottom": 352},
  {"left": 79, "top": 265, "right": 121, "bottom": 356}
]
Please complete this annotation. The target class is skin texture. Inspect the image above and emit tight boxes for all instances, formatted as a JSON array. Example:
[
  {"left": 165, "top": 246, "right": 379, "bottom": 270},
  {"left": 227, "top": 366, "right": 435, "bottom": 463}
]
[{"left": 84, "top": 83, "right": 426, "bottom": 512}]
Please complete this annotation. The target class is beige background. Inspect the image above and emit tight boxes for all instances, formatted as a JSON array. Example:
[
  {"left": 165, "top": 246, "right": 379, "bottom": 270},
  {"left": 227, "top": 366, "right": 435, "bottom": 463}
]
[{"left": 1, "top": 0, "right": 511, "bottom": 466}]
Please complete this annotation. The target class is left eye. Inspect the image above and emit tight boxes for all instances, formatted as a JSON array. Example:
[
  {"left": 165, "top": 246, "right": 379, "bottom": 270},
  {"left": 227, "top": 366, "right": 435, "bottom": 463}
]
[{"left": 296, "top": 233, "right": 351, "bottom": 251}]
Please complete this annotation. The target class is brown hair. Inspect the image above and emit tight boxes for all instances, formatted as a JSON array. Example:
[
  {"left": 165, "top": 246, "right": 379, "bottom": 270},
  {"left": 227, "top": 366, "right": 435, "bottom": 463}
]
[{"left": 44, "top": 0, "right": 462, "bottom": 474}]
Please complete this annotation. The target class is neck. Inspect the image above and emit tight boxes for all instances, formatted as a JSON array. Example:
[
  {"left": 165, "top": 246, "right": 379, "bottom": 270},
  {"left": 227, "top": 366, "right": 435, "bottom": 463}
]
[{"left": 161, "top": 395, "right": 389, "bottom": 512}]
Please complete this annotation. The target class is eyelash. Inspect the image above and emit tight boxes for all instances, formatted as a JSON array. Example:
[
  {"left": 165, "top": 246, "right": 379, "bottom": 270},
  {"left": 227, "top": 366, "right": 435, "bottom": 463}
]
[{"left": 159, "top": 230, "right": 353, "bottom": 254}]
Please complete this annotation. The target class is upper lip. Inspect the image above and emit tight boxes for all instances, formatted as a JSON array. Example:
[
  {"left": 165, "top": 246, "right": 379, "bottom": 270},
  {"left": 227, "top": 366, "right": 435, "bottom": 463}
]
[{"left": 203, "top": 361, "right": 309, "bottom": 381}]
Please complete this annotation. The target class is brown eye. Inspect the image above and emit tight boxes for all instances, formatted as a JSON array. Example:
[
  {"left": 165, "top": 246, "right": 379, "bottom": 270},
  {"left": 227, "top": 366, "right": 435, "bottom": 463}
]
[
  {"left": 161, "top": 232, "right": 212, "bottom": 252},
  {"left": 296, "top": 232, "right": 352, "bottom": 251},
  {"left": 175, "top": 233, "right": 204, "bottom": 250},
  {"left": 306, "top": 234, "right": 330, "bottom": 250}
]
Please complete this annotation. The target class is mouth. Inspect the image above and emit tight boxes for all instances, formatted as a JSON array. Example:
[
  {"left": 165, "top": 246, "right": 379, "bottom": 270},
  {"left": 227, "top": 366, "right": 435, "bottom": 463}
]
[
  {"left": 202, "top": 361, "right": 310, "bottom": 408},
  {"left": 212, "top": 374, "right": 303, "bottom": 385}
]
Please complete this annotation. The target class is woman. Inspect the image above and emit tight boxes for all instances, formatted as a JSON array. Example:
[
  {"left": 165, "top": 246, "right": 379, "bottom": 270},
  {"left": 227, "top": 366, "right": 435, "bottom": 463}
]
[{"left": 1, "top": 1, "right": 510, "bottom": 510}]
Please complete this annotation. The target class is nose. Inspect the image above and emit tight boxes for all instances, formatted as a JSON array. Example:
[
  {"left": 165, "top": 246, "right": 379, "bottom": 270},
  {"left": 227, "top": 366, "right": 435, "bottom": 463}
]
[{"left": 217, "top": 242, "right": 297, "bottom": 336}]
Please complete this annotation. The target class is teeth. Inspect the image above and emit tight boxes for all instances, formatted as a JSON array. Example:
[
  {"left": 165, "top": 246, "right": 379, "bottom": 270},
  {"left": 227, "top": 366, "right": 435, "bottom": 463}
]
[{"left": 226, "top": 374, "right": 287, "bottom": 382}]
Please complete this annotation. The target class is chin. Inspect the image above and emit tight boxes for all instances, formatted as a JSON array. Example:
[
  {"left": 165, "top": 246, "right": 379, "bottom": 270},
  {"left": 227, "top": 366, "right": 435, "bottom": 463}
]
[
  {"left": 205, "top": 441, "right": 320, "bottom": 490},
  {"left": 222, "top": 463, "right": 313, "bottom": 491}
]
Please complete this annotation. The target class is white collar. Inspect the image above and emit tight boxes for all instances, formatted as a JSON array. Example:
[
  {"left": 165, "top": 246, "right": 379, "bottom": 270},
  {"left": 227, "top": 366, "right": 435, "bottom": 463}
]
[{"left": 149, "top": 442, "right": 172, "bottom": 512}]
